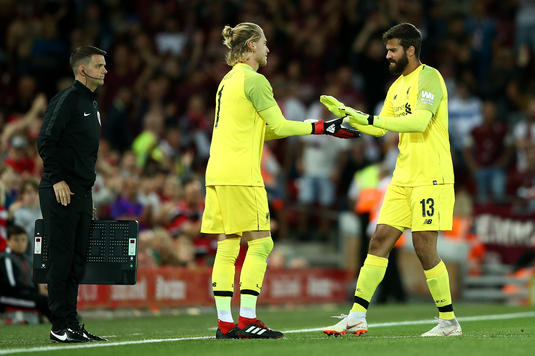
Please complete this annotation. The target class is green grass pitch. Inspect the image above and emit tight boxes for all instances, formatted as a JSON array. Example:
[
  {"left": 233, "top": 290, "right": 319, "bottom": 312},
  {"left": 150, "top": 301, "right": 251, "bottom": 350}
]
[{"left": 1, "top": 303, "right": 534, "bottom": 356}]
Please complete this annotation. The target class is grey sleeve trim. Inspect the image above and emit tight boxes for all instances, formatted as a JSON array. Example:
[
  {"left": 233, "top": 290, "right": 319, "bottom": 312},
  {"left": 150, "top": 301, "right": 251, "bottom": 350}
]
[{"left": 45, "top": 87, "right": 77, "bottom": 135}]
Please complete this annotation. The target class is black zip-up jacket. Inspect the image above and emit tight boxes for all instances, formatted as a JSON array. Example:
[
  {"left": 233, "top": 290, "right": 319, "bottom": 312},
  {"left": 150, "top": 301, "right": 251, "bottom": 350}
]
[
  {"left": 37, "top": 80, "right": 101, "bottom": 191},
  {"left": 0, "top": 247, "right": 38, "bottom": 298}
]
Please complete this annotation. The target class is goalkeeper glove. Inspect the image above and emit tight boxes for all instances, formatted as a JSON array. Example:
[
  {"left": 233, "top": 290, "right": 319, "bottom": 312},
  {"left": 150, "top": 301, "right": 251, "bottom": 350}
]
[
  {"left": 320, "top": 95, "right": 347, "bottom": 118},
  {"left": 320, "top": 95, "right": 374, "bottom": 126},
  {"left": 338, "top": 107, "right": 373, "bottom": 126},
  {"left": 308, "top": 117, "right": 361, "bottom": 139}
]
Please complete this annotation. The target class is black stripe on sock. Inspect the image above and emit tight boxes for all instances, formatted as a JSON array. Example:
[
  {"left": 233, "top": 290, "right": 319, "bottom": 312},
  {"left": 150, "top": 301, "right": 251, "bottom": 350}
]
[
  {"left": 240, "top": 289, "right": 260, "bottom": 296},
  {"left": 353, "top": 296, "right": 369, "bottom": 309},
  {"left": 214, "top": 291, "right": 233, "bottom": 297},
  {"left": 438, "top": 304, "right": 453, "bottom": 313}
]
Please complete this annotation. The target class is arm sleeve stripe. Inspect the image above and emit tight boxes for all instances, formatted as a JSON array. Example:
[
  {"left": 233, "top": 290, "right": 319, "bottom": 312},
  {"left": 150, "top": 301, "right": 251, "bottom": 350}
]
[
  {"left": 45, "top": 86, "right": 77, "bottom": 135},
  {"left": 5, "top": 257, "right": 16, "bottom": 287},
  {"left": 0, "top": 296, "right": 36, "bottom": 308}
]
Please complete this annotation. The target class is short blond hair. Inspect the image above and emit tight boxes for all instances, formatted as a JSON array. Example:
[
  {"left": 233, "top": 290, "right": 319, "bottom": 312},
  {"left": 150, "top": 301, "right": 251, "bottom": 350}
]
[{"left": 222, "top": 22, "right": 263, "bottom": 66}]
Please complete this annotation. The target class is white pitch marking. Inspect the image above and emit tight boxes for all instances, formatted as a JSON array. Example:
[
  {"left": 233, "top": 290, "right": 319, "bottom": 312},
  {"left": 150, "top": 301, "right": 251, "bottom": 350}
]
[
  {"left": 284, "top": 311, "right": 535, "bottom": 333},
  {"left": 1, "top": 311, "right": 534, "bottom": 354}
]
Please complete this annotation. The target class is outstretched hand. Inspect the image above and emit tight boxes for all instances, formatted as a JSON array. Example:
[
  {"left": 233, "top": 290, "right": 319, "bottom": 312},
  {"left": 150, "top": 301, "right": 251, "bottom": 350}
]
[
  {"left": 320, "top": 95, "right": 347, "bottom": 118},
  {"left": 338, "top": 106, "right": 372, "bottom": 126},
  {"left": 320, "top": 95, "right": 372, "bottom": 126}
]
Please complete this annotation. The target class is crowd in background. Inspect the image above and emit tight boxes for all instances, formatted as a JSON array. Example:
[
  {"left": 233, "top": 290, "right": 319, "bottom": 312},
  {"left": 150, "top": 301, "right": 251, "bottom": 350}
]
[{"left": 1, "top": 0, "right": 535, "bottom": 269}]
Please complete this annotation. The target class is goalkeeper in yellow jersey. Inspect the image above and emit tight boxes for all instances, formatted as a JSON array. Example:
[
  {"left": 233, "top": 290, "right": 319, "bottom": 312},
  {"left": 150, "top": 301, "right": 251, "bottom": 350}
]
[
  {"left": 322, "top": 23, "right": 462, "bottom": 337},
  {"left": 201, "top": 22, "right": 360, "bottom": 340}
]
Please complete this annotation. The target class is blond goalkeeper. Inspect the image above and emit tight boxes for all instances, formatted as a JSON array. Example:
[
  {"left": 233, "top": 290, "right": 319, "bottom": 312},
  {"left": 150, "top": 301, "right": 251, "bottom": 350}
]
[{"left": 201, "top": 22, "right": 360, "bottom": 340}]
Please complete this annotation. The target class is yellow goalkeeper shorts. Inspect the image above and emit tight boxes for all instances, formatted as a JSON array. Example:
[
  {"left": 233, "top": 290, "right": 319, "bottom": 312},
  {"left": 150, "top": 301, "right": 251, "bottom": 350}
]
[
  {"left": 377, "top": 184, "right": 454, "bottom": 232},
  {"left": 201, "top": 185, "right": 271, "bottom": 235}
]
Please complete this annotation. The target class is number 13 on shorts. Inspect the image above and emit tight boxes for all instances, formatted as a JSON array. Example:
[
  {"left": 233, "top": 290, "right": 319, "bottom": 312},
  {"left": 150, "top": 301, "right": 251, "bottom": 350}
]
[{"left": 377, "top": 184, "right": 455, "bottom": 232}]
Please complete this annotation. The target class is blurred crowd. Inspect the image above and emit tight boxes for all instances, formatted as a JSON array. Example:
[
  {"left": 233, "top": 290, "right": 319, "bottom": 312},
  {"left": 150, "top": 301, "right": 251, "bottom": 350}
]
[{"left": 1, "top": 0, "right": 535, "bottom": 269}]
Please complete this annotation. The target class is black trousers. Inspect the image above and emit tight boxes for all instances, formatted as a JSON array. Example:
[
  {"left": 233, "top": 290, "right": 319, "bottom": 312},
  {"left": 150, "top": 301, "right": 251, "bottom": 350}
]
[{"left": 39, "top": 186, "right": 92, "bottom": 331}]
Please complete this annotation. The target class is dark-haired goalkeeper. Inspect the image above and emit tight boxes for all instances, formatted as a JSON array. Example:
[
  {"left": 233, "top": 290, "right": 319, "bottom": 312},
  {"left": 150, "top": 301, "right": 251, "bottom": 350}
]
[
  {"left": 201, "top": 22, "right": 360, "bottom": 340},
  {"left": 322, "top": 23, "right": 461, "bottom": 337}
]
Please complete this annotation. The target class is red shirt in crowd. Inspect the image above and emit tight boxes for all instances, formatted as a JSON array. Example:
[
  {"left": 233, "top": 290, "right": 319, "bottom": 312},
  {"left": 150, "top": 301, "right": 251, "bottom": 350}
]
[
  {"left": 3, "top": 156, "right": 36, "bottom": 175},
  {"left": 469, "top": 122, "right": 510, "bottom": 167}
]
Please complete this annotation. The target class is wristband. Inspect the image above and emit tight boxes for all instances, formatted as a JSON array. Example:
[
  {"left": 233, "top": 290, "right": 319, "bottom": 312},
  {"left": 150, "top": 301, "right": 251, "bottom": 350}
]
[{"left": 311, "top": 121, "right": 324, "bottom": 134}]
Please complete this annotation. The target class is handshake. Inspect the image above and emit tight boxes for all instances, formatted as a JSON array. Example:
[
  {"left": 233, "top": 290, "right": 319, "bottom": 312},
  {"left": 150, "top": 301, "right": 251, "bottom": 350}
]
[{"left": 311, "top": 96, "right": 373, "bottom": 139}]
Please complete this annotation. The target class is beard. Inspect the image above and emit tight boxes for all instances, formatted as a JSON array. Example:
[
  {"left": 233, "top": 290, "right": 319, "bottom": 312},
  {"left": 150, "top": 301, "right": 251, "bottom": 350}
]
[
  {"left": 388, "top": 52, "right": 409, "bottom": 75},
  {"left": 258, "top": 53, "right": 267, "bottom": 67}
]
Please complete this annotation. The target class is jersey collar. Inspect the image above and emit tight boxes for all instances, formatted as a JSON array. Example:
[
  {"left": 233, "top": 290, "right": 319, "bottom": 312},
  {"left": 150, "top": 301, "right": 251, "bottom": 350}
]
[
  {"left": 73, "top": 80, "right": 98, "bottom": 100},
  {"left": 402, "top": 63, "right": 425, "bottom": 79}
]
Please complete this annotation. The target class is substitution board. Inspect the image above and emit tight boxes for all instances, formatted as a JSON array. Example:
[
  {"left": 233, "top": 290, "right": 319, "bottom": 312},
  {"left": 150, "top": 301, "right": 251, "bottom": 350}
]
[{"left": 33, "top": 219, "right": 139, "bottom": 285}]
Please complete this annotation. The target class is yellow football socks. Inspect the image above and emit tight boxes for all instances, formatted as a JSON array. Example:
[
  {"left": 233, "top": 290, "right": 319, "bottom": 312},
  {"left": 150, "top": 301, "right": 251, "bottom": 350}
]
[
  {"left": 240, "top": 237, "right": 274, "bottom": 296},
  {"left": 425, "top": 260, "right": 455, "bottom": 320},
  {"left": 212, "top": 237, "right": 240, "bottom": 296},
  {"left": 351, "top": 254, "right": 388, "bottom": 312}
]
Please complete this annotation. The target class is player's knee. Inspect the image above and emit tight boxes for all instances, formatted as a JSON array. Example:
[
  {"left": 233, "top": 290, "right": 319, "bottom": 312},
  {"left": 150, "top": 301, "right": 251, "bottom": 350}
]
[
  {"left": 216, "top": 238, "right": 241, "bottom": 261},
  {"left": 248, "top": 236, "right": 274, "bottom": 259}
]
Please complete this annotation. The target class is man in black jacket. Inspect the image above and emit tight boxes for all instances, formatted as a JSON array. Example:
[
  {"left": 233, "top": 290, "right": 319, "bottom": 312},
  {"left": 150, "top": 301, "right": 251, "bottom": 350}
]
[{"left": 37, "top": 46, "right": 108, "bottom": 343}]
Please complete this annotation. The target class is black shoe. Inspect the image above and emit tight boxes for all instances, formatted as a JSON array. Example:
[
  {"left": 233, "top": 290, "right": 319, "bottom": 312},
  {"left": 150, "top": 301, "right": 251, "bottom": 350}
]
[
  {"left": 50, "top": 327, "right": 90, "bottom": 343},
  {"left": 216, "top": 326, "right": 240, "bottom": 339},
  {"left": 80, "top": 324, "right": 108, "bottom": 341},
  {"left": 236, "top": 319, "right": 284, "bottom": 339}
]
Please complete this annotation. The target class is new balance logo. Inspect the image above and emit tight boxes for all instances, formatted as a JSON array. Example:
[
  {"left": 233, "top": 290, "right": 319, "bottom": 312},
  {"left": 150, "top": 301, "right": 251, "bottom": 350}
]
[
  {"left": 424, "top": 219, "right": 433, "bottom": 224},
  {"left": 326, "top": 124, "right": 336, "bottom": 133}
]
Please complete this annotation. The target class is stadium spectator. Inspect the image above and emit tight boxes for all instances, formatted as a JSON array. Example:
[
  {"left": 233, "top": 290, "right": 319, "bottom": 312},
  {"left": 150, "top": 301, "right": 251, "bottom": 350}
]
[
  {"left": 448, "top": 80, "right": 483, "bottom": 186},
  {"left": 166, "top": 179, "right": 203, "bottom": 235},
  {"left": 513, "top": 98, "right": 535, "bottom": 171},
  {"left": 261, "top": 142, "right": 289, "bottom": 240},
  {"left": 0, "top": 165, "right": 21, "bottom": 210},
  {"left": 514, "top": 0, "right": 535, "bottom": 53},
  {"left": 110, "top": 176, "right": 147, "bottom": 228},
  {"left": 0, "top": 181, "right": 7, "bottom": 252},
  {"left": 132, "top": 109, "right": 165, "bottom": 169},
  {"left": 0, "top": 225, "right": 51, "bottom": 323},
  {"left": 8, "top": 178, "right": 41, "bottom": 258},
  {"left": 509, "top": 144, "right": 535, "bottom": 212},
  {"left": 104, "top": 86, "right": 134, "bottom": 153},
  {"left": 137, "top": 171, "right": 161, "bottom": 227},
  {"left": 3, "top": 135, "right": 35, "bottom": 176},
  {"left": 463, "top": 101, "right": 515, "bottom": 204},
  {"left": 465, "top": 0, "right": 497, "bottom": 87},
  {"left": 118, "top": 150, "right": 139, "bottom": 179},
  {"left": 296, "top": 85, "right": 351, "bottom": 241}
]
